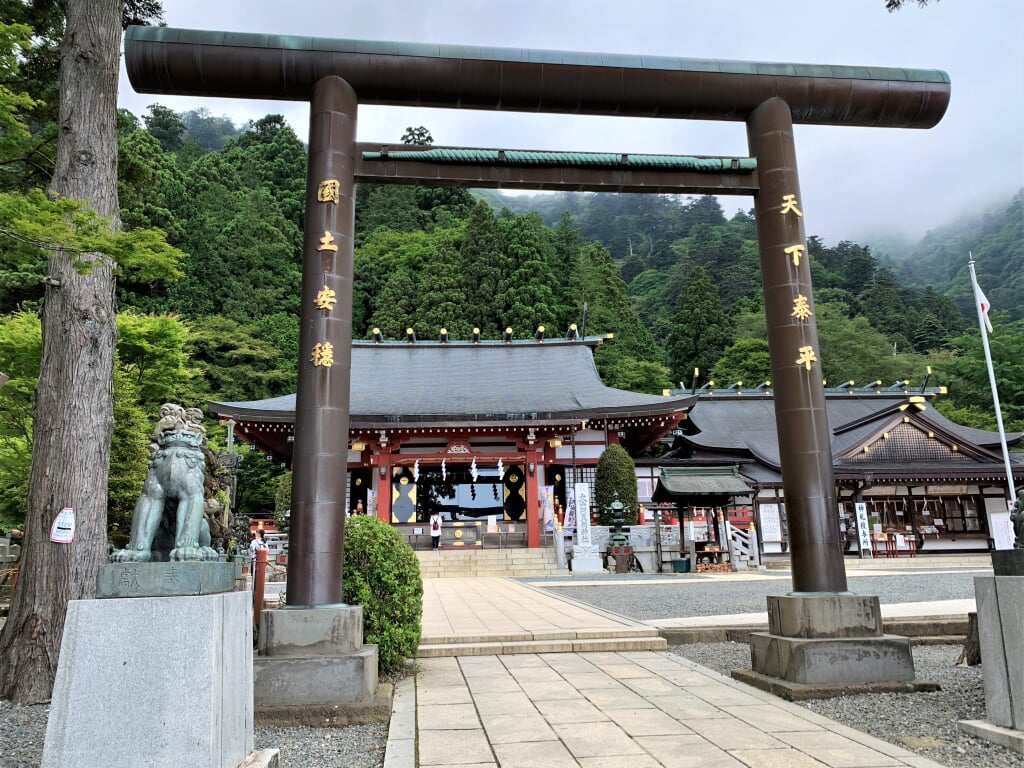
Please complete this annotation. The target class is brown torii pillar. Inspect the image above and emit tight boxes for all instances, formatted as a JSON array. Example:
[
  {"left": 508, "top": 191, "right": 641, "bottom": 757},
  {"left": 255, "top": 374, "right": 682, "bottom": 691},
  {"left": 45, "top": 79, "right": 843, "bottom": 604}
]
[
  {"left": 124, "top": 27, "right": 949, "bottom": 616},
  {"left": 747, "top": 97, "right": 847, "bottom": 594},
  {"left": 289, "top": 76, "right": 357, "bottom": 606}
]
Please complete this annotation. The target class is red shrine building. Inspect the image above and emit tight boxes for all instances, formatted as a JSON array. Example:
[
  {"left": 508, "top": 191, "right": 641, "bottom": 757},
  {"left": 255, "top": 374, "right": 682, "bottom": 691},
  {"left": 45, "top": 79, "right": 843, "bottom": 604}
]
[{"left": 211, "top": 336, "right": 696, "bottom": 548}]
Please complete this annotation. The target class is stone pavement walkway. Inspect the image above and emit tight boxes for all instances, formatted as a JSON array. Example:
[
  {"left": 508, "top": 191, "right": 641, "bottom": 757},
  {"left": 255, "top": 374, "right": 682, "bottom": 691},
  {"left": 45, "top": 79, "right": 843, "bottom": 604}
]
[{"left": 385, "top": 577, "right": 951, "bottom": 767}]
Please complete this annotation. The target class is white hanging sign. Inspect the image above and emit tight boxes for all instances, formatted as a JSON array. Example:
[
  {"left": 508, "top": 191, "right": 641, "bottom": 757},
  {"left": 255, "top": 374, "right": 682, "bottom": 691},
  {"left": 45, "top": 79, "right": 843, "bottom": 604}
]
[{"left": 50, "top": 507, "right": 76, "bottom": 543}]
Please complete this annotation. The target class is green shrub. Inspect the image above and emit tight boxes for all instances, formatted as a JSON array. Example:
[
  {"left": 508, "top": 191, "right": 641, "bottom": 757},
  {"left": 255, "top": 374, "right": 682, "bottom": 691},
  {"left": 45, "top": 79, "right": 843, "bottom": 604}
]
[
  {"left": 594, "top": 444, "right": 639, "bottom": 525},
  {"left": 342, "top": 515, "right": 423, "bottom": 674}
]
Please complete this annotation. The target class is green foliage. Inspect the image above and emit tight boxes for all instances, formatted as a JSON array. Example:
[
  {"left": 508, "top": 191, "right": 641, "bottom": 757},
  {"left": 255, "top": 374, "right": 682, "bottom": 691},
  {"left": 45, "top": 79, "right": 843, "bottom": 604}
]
[
  {"left": 459, "top": 201, "right": 506, "bottom": 336},
  {"left": 0, "top": 312, "right": 38, "bottom": 527},
  {"left": 274, "top": 471, "right": 292, "bottom": 529},
  {"left": 0, "top": 188, "right": 184, "bottom": 281},
  {"left": 415, "top": 235, "right": 473, "bottom": 339},
  {"left": 573, "top": 241, "right": 666, "bottom": 391},
  {"left": 711, "top": 338, "right": 772, "bottom": 388},
  {"left": 341, "top": 515, "right": 423, "bottom": 674},
  {"left": 499, "top": 214, "right": 559, "bottom": 335},
  {"left": 934, "top": 318, "right": 1024, "bottom": 432},
  {"left": 593, "top": 445, "right": 639, "bottom": 525},
  {"left": 234, "top": 450, "right": 287, "bottom": 519},
  {"left": 0, "top": 23, "right": 39, "bottom": 160},
  {"left": 184, "top": 315, "right": 295, "bottom": 403},
  {"left": 107, "top": 364, "right": 150, "bottom": 535},
  {"left": 892, "top": 193, "right": 1023, "bottom": 324},
  {"left": 116, "top": 312, "right": 197, "bottom": 407},
  {"left": 666, "top": 265, "right": 733, "bottom": 386}
]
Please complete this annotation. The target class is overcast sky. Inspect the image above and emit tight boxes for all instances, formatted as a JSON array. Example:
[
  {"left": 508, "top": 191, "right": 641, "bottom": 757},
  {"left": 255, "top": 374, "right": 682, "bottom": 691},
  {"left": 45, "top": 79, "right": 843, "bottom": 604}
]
[{"left": 118, "top": 0, "right": 1024, "bottom": 247}]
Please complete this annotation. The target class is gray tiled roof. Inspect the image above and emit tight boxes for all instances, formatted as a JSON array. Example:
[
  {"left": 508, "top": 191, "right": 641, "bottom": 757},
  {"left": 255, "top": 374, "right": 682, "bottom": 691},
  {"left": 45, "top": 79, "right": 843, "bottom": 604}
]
[
  {"left": 683, "top": 393, "right": 1022, "bottom": 471},
  {"left": 655, "top": 466, "right": 752, "bottom": 496},
  {"left": 210, "top": 340, "right": 693, "bottom": 425}
]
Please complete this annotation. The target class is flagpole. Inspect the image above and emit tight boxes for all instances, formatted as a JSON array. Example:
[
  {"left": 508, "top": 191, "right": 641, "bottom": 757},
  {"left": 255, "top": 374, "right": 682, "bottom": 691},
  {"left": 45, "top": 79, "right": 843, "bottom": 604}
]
[{"left": 968, "top": 257, "right": 1016, "bottom": 504}]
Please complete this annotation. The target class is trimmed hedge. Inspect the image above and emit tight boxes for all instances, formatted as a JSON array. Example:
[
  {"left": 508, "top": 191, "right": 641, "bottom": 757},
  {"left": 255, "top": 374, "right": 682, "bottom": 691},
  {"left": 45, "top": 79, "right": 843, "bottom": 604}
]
[
  {"left": 342, "top": 515, "right": 423, "bottom": 674},
  {"left": 594, "top": 444, "right": 639, "bottom": 526}
]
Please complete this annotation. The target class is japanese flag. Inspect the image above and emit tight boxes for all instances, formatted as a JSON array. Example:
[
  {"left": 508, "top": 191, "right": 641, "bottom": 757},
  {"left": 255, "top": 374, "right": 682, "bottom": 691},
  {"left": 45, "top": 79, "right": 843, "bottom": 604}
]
[{"left": 971, "top": 270, "right": 993, "bottom": 333}]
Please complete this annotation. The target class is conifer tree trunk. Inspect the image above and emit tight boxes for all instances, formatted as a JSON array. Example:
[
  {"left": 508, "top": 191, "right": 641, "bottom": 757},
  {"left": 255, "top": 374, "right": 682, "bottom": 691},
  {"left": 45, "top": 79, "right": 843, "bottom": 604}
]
[{"left": 0, "top": 0, "right": 123, "bottom": 704}]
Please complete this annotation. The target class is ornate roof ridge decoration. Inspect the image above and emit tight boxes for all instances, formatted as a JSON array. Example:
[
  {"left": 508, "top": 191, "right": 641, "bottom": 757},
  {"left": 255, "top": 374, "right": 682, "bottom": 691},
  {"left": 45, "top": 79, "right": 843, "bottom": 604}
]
[
  {"left": 839, "top": 414, "right": 1000, "bottom": 464},
  {"left": 125, "top": 26, "right": 949, "bottom": 128},
  {"left": 356, "top": 336, "right": 604, "bottom": 348}
]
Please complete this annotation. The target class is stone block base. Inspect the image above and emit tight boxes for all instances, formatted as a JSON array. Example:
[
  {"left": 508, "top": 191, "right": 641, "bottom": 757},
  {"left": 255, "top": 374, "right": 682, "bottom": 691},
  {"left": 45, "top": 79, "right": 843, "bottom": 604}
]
[
  {"left": 976, "top": 575, "right": 1024, "bottom": 728},
  {"left": 42, "top": 591, "right": 253, "bottom": 768},
  {"left": 744, "top": 594, "right": 923, "bottom": 692},
  {"left": 254, "top": 606, "right": 378, "bottom": 709},
  {"left": 255, "top": 647, "right": 378, "bottom": 707},
  {"left": 749, "top": 632, "right": 916, "bottom": 685}
]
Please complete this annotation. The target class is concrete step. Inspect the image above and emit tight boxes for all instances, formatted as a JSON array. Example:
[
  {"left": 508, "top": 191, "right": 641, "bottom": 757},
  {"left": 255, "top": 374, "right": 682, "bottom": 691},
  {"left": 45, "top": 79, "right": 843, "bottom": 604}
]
[{"left": 418, "top": 627, "right": 667, "bottom": 657}]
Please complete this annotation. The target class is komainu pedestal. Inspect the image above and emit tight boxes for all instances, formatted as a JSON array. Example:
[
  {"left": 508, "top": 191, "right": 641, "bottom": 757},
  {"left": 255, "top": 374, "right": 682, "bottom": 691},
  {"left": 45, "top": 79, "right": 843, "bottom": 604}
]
[{"left": 42, "top": 591, "right": 253, "bottom": 768}]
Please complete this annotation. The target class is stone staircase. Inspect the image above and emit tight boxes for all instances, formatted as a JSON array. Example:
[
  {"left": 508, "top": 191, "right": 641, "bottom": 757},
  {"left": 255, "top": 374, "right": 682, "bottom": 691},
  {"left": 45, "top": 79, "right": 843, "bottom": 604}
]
[{"left": 416, "top": 547, "right": 563, "bottom": 578}]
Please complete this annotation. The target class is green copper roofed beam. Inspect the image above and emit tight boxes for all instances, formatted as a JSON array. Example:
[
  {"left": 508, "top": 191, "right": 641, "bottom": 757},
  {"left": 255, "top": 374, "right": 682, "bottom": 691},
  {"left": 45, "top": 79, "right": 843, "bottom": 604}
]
[
  {"left": 125, "top": 26, "right": 949, "bottom": 128},
  {"left": 353, "top": 144, "right": 758, "bottom": 195},
  {"left": 360, "top": 148, "right": 757, "bottom": 171}
]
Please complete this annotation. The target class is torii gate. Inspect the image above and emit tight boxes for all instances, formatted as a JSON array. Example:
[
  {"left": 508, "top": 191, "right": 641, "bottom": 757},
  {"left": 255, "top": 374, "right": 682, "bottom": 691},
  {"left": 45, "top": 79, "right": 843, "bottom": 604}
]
[{"left": 125, "top": 27, "right": 949, "bottom": 608}]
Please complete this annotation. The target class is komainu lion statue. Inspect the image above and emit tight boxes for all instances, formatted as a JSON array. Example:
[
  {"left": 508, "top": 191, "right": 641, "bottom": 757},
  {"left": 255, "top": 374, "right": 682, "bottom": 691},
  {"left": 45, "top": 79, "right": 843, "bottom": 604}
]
[{"left": 111, "top": 404, "right": 220, "bottom": 563}]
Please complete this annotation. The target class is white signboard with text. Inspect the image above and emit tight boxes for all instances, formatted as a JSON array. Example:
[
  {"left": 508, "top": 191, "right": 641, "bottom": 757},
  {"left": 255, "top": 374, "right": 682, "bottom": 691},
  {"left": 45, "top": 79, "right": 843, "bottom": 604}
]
[
  {"left": 759, "top": 504, "right": 782, "bottom": 543},
  {"left": 855, "top": 502, "right": 872, "bottom": 556},
  {"left": 575, "top": 483, "right": 592, "bottom": 547}
]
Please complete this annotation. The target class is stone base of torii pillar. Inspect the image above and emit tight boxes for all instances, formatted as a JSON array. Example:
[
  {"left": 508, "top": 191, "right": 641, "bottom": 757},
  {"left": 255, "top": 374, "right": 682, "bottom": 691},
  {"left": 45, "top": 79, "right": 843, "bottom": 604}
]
[{"left": 731, "top": 593, "right": 938, "bottom": 701}]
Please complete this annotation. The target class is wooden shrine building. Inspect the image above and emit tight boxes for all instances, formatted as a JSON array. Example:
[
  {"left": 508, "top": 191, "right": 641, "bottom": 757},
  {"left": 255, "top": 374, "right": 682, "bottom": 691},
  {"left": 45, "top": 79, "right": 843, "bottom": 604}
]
[{"left": 655, "top": 384, "right": 1024, "bottom": 555}]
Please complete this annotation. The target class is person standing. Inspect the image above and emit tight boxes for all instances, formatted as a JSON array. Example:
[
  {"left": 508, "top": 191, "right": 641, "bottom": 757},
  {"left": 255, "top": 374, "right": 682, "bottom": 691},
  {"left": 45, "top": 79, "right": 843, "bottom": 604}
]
[
  {"left": 429, "top": 511, "right": 442, "bottom": 550},
  {"left": 249, "top": 529, "right": 267, "bottom": 558}
]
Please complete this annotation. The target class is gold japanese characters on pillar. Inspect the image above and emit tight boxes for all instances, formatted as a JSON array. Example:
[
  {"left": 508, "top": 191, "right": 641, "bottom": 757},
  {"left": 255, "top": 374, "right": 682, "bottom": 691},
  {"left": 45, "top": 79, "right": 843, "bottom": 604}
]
[
  {"left": 791, "top": 294, "right": 813, "bottom": 321},
  {"left": 784, "top": 244, "right": 805, "bottom": 267},
  {"left": 318, "top": 231, "right": 338, "bottom": 252},
  {"left": 311, "top": 342, "right": 334, "bottom": 367},
  {"left": 317, "top": 179, "right": 340, "bottom": 204},
  {"left": 314, "top": 286, "right": 337, "bottom": 311},
  {"left": 780, "top": 194, "right": 802, "bottom": 217},
  {"left": 795, "top": 345, "right": 817, "bottom": 371}
]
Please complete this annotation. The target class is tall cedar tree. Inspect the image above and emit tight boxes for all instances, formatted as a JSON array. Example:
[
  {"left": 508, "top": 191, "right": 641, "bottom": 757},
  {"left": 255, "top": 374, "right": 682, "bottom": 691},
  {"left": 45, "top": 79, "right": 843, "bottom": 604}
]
[
  {"left": 415, "top": 236, "right": 472, "bottom": 340},
  {"left": 666, "top": 265, "right": 734, "bottom": 387},
  {"left": 0, "top": 0, "right": 123, "bottom": 704},
  {"left": 499, "top": 214, "right": 559, "bottom": 336},
  {"left": 460, "top": 201, "right": 506, "bottom": 337}
]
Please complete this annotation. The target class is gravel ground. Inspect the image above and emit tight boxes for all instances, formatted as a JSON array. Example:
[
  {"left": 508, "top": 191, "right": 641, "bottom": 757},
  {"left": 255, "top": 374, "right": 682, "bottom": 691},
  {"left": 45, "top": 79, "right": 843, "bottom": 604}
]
[{"left": 0, "top": 704, "right": 387, "bottom": 768}]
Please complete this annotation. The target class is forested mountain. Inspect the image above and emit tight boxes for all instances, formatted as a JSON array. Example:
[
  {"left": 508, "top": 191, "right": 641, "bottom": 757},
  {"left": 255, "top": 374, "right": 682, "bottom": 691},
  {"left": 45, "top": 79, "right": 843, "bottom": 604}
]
[
  {"left": 2, "top": 101, "right": 1022, "bottom": 528},
  {"left": 886, "top": 191, "right": 1023, "bottom": 324}
]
